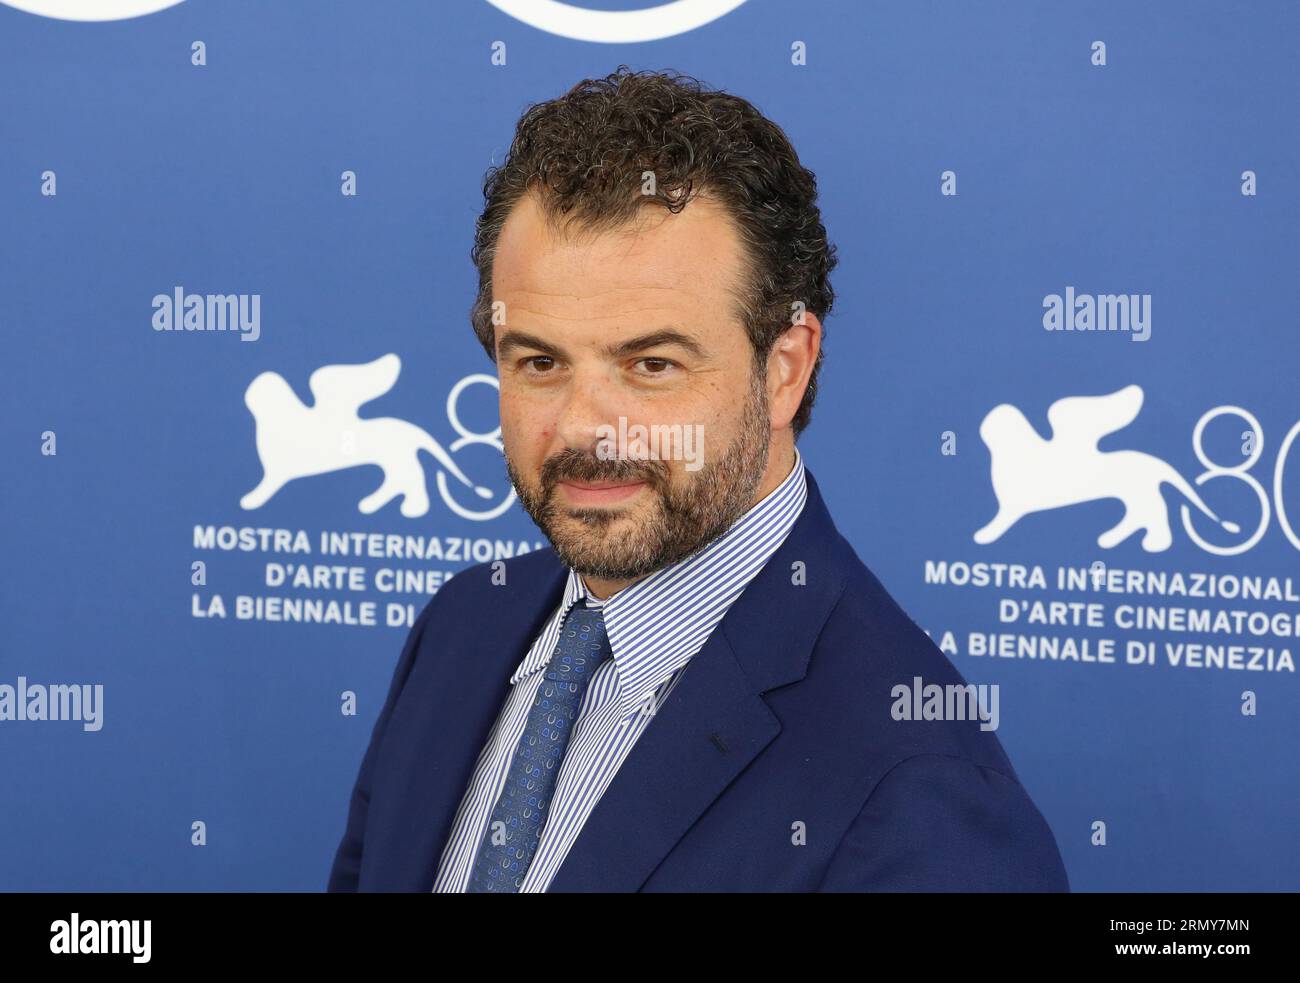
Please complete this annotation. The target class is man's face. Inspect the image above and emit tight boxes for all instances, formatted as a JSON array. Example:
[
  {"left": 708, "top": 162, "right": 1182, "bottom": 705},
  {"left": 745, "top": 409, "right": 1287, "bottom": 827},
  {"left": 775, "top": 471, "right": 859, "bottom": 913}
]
[{"left": 492, "top": 191, "right": 773, "bottom": 583}]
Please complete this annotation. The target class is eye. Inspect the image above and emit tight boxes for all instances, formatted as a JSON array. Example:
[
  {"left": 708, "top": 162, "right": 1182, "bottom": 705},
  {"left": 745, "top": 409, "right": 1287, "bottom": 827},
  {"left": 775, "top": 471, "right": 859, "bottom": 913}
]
[
  {"left": 520, "top": 356, "right": 556, "bottom": 374},
  {"left": 635, "top": 357, "right": 676, "bottom": 375}
]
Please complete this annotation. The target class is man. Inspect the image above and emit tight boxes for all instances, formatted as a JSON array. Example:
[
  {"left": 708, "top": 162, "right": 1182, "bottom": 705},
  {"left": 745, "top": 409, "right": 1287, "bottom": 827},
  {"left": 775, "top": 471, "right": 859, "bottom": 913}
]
[{"left": 327, "top": 67, "right": 1068, "bottom": 892}]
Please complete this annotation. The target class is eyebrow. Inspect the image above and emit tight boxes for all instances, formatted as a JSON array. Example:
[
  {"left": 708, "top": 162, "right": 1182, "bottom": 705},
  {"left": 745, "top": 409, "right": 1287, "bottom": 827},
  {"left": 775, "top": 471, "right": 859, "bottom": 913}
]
[{"left": 496, "top": 328, "right": 708, "bottom": 361}]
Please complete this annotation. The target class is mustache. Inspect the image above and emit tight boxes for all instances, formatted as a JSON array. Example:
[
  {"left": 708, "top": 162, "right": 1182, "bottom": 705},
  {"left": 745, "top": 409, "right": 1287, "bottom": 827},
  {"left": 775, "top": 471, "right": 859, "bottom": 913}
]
[{"left": 541, "top": 448, "right": 669, "bottom": 489}]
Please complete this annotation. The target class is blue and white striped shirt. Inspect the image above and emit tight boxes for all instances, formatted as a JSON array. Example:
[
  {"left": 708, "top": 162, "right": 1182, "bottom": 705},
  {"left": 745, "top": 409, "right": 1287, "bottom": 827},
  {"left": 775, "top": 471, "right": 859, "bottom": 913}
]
[{"left": 432, "top": 447, "right": 808, "bottom": 892}]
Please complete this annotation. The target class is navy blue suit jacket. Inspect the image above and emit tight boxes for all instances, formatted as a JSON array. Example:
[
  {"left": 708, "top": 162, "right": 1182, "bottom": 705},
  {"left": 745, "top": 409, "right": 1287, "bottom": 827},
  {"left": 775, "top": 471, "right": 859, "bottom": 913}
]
[{"left": 327, "top": 469, "right": 1069, "bottom": 892}]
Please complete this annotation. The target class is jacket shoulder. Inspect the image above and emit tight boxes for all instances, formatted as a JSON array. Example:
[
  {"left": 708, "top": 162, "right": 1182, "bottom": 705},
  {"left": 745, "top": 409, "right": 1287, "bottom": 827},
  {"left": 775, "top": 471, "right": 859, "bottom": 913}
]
[
  {"left": 809, "top": 544, "right": 1018, "bottom": 775},
  {"left": 804, "top": 542, "right": 1067, "bottom": 890}
]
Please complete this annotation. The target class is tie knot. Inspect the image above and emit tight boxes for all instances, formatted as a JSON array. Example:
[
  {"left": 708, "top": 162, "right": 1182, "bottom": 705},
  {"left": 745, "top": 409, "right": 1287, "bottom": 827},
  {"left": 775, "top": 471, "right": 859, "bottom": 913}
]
[{"left": 545, "top": 603, "right": 612, "bottom": 682}]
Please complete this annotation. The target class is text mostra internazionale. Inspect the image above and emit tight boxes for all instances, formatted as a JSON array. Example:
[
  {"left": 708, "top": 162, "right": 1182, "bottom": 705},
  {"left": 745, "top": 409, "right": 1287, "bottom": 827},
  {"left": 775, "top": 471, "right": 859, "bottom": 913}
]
[
  {"left": 194, "top": 525, "right": 547, "bottom": 562},
  {"left": 926, "top": 560, "right": 1300, "bottom": 602}
]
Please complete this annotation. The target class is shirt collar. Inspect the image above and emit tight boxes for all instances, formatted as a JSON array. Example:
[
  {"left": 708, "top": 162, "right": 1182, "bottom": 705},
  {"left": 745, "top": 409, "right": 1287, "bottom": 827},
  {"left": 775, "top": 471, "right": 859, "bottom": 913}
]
[{"left": 511, "top": 447, "right": 808, "bottom": 719}]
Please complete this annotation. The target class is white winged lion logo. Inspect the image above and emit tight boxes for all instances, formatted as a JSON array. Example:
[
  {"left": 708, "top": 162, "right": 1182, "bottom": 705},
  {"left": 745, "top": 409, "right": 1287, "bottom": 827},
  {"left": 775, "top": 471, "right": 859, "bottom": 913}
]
[
  {"left": 974, "top": 385, "right": 1239, "bottom": 552},
  {"left": 240, "top": 354, "right": 494, "bottom": 518}
]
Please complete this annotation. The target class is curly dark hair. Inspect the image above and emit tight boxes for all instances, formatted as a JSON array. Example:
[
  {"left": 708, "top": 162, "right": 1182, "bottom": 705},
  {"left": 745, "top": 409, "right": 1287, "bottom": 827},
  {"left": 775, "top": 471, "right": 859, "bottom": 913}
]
[{"left": 469, "top": 66, "right": 837, "bottom": 439}]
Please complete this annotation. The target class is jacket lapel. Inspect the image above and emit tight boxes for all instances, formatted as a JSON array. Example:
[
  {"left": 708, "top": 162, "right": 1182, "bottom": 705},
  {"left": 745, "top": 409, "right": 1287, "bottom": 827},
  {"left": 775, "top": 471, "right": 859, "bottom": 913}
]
[{"left": 547, "top": 469, "right": 851, "bottom": 891}]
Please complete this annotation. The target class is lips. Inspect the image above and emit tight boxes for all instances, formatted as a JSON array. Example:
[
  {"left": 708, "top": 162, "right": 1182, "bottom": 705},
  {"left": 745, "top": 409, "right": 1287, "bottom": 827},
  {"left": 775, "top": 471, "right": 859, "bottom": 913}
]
[
  {"left": 556, "top": 478, "right": 647, "bottom": 506},
  {"left": 563, "top": 479, "right": 641, "bottom": 491}
]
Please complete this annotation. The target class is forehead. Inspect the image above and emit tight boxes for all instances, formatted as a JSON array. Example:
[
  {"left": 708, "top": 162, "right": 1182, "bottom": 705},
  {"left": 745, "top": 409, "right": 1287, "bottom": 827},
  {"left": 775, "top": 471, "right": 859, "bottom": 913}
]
[{"left": 491, "top": 190, "right": 748, "bottom": 327}]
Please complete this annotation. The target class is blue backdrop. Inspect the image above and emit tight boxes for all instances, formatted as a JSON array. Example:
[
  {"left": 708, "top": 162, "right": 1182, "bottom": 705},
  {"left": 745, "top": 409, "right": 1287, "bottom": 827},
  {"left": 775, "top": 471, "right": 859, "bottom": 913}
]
[{"left": 2, "top": 0, "right": 1296, "bottom": 891}]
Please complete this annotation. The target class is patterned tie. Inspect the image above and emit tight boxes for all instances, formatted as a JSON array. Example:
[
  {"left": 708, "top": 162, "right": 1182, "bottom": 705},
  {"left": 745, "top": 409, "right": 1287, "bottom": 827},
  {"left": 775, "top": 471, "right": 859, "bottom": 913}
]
[{"left": 466, "top": 601, "right": 613, "bottom": 892}]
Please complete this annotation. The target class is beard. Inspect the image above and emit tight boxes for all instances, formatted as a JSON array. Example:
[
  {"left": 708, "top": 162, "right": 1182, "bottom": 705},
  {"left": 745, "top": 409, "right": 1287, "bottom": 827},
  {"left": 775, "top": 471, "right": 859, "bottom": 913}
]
[{"left": 505, "top": 368, "right": 772, "bottom": 582}]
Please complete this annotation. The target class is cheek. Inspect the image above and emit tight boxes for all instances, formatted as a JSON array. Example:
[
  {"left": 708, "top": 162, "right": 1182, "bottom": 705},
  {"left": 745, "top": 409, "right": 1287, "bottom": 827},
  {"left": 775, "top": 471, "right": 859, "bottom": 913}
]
[
  {"left": 500, "top": 400, "right": 552, "bottom": 459},
  {"left": 689, "top": 368, "right": 745, "bottom": 417}
]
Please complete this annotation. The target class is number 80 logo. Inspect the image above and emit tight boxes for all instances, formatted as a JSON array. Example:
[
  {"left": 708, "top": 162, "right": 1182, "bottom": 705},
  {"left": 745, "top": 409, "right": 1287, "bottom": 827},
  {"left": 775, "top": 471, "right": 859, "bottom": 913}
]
[{"left": 1182, "top": 406, "right": 1300, "bottom": 556}]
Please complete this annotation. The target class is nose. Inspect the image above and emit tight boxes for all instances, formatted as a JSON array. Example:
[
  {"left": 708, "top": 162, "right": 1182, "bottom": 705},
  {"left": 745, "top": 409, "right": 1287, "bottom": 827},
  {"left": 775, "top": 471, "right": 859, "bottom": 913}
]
[{"left": 554, "top": 365, "right": 618, "bottom": 456}]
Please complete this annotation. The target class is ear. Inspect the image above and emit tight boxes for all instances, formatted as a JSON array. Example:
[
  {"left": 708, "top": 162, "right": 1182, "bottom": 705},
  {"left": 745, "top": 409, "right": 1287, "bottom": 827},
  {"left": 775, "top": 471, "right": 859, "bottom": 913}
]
[{"left": 766, "top": 312, "right": 822, "bottom": 429}]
